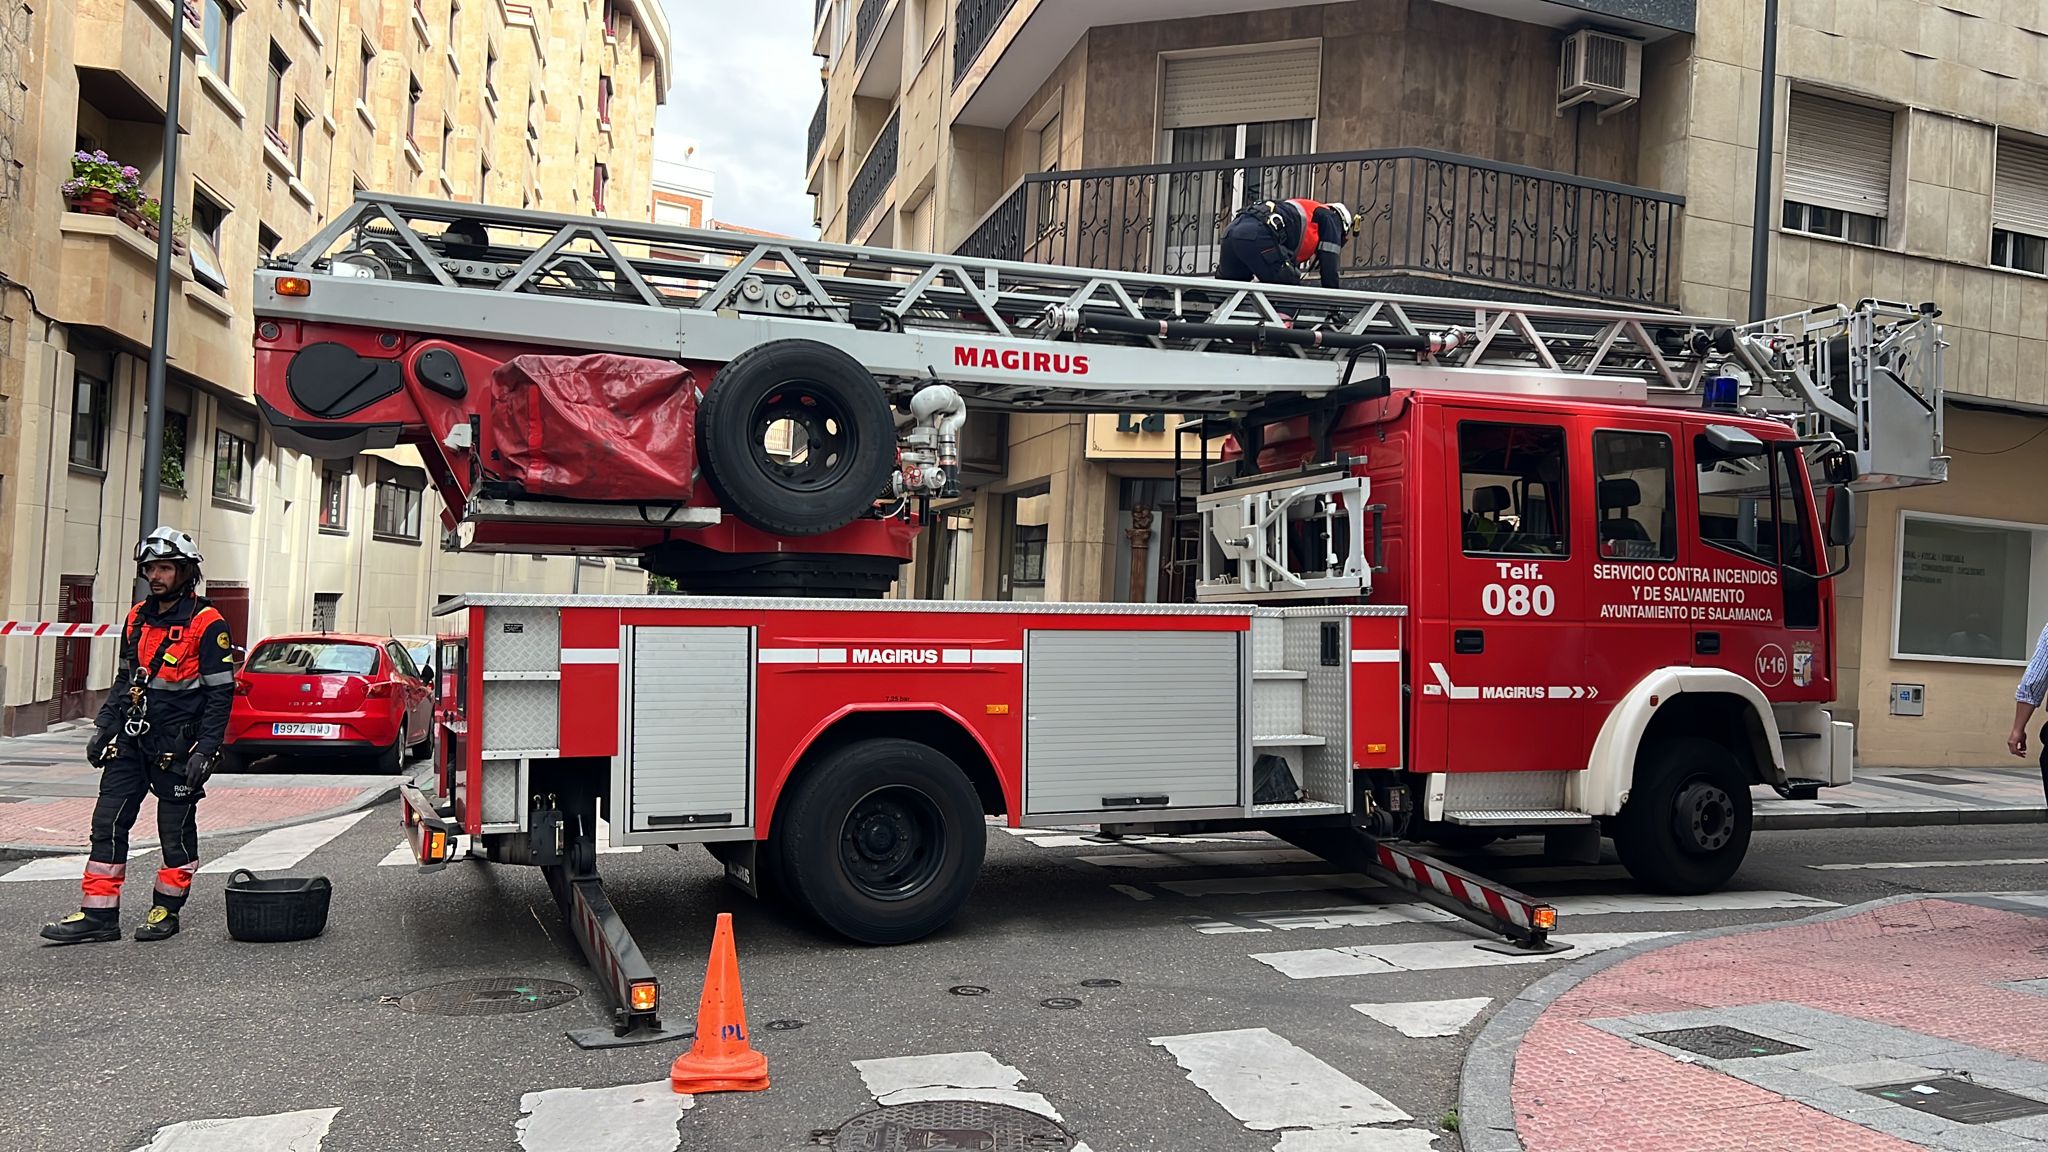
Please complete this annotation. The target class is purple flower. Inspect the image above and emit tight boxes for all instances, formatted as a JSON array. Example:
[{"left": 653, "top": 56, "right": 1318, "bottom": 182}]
[
  {"left": 93, "top": 150, "right": 108, "bottom": 162},
  {"left": 120, "top": 166, "right": 140, "bottom": 181}
]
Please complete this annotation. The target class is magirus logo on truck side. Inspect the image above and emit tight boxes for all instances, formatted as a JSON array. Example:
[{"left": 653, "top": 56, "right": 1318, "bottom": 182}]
[
  {"left": 851, "top": 648, "right": 940, "bottom": 665},
  {"left": 953, "top": 346, "right": 1091, "bottom": 375}
]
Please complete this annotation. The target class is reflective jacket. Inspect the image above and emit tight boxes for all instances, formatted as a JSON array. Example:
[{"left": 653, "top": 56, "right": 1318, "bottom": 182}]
[
  {"left": 1272, "top": 199, "right": 1350, "bottom": 289},
  {"left": 93, "top": 594, "right": 237, "bottom": 760}
]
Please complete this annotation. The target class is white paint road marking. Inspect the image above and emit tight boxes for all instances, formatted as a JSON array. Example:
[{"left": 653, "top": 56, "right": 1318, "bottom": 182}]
[
  {"left": 129, "top": 1108, "right": 340, "bottom": 1152},
  {"left": 1189, "top": 904, "right": 1456, "bottom": 935},
  {"left": 1110, "top": 884, "right": 1154, "bottom": 901},
  {"left": 198, "top": 810, "right": 372, "bottom": 875},
  {"left": 1150, "top": 1027, "right": 1410, "bottom": 1131},
  {"left": 852, "top": 1051, "right": 1063, "bottom": 1123},
  {"left": 1250, "top": 931, "right": 1672, "bottom": 979},
  {"left": 3, "top": 849, "right": 156, "bottom": 882},
  {"left": 1075, "top": 848, "right": 1320, "bottom": 870},
  {"left": 378, "top": 842, "right": 414, "bottom": 867},
  {"left": 514, "top": 1081, "right": 693, "bottom": 1152},
  {"left": 1275, "top": 1129, "right": 1439, "bottom": 1151},
  {"left": 1350, "top": 998, "right": 1493, "bottom": 1039},
  {"left": 1809, "top": 857, "right": 2048, "bottom": 871},
  {"left": 1189, "top": 891, "right": 1829, "bottom": 935}
]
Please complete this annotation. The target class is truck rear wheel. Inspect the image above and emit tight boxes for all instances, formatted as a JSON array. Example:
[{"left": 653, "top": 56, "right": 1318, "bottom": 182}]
[
  {"left": 697, "top": 340, "right": 896, "bottom": 536},
  {"left": 775, "top": 738, "right": 985, "bottom": 945},
  {"left": 1613, "top": 736, "right": 1752, "bottom": 894}
]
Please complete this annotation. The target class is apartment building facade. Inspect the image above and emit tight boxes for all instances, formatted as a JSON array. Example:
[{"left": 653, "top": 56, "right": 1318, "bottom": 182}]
[
  {"left": 0, "top": 0, "right": 672, "bottom": 733},
  {"left": 808, "top": 0, "right": 2048, "bottom": 768}
]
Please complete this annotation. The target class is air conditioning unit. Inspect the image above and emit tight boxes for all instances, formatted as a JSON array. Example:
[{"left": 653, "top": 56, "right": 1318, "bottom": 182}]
[{"left": 1558, "top": 29, "right": 1642, "bottom": 120}]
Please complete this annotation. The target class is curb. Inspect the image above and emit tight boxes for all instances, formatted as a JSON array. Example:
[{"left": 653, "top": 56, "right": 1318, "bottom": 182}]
[
  {"left": 0, "top": 782, "right": 401, "bottom": 861},
  {"left": 1455, "top": 890, "right": 2038, "bottom": 1152},
  {"left": 1754, "top": 805, "right": 2046, "bottom": 829}
]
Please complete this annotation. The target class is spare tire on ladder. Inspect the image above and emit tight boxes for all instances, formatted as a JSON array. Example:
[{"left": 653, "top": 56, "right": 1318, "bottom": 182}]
[{"left": 696, "top": 339, "right": 897, "bottom": 536}]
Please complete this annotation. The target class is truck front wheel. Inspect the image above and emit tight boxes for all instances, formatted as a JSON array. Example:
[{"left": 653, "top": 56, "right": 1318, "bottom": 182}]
[
  {"left": 1613, "top": 736, "right": 1752, "bottom": 894},
  {"left": 776, "top": 738, "right": 986, "bottom": 945}
]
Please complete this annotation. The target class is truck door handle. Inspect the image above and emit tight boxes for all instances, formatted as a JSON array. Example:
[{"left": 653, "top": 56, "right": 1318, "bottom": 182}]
[
  {"left": 1454, "top": 629, "right": 1484, "bottom": 654},
  {"left": 1696, "top": 632, "right": 1720, "bottom": 655}
]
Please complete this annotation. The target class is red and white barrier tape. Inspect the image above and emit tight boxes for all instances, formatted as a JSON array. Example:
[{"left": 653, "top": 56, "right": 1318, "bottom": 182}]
[{"left": 0, "top": 622, "right": 118, "bottom": 638}]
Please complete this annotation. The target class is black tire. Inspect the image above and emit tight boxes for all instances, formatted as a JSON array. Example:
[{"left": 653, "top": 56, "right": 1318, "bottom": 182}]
[
  {"left": 1613, "top": 736, "right": 1753, "bottom": 894},
  {"left": 375, "top": 723, "right": 406, "bottom": 774},
  {"left": 696, "top": 340, "right": 896, "bottom": 536},
  {"left": 775, "top": 738, "right": 985, "bottom": 945}
]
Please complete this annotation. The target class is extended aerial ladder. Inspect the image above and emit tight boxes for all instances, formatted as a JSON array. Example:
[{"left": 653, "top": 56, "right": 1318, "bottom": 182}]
[{"left": 257, "top": 193, "right": 1948, "bottom": 1038}]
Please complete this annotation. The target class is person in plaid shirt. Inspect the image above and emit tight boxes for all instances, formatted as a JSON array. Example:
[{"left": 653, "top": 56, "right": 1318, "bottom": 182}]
[{"left": 2008, "top": 623, "right": 2048, "bottom": 797}]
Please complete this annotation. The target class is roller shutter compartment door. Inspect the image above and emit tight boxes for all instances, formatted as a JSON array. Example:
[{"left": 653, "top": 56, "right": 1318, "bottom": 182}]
[{"left": 627, "top": 627, "right": 752, "bottom": 832}]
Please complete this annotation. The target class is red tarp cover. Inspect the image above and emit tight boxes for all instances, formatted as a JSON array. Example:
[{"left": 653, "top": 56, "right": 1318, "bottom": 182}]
[{"left": 488, "top": 353, "right": 699, "bottom": 501}]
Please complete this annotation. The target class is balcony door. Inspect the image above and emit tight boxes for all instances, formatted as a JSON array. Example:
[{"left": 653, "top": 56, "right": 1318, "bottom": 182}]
[{"left": 1157, "top": 44, "right": 1320, "bottom": 277}]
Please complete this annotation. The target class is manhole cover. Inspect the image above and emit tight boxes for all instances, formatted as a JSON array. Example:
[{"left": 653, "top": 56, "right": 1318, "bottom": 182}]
[
  {"left": 1639, "top": 1026, "right": 1807, "bottom": 1060},
  {"left": 394, "top": 977, "right": 580, "bottom": 1016},
  {"left": 1861, "top": 1078, "right": 2048, "bottom": 1124},
  {"left": 820, "top": 1101, "right": 1074, "bottom": 1150}
]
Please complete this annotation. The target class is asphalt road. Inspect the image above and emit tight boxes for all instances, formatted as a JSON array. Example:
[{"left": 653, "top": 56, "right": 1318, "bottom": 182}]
[{"left": 2, "top": 804, "right": 2044, "bottom": 1152}]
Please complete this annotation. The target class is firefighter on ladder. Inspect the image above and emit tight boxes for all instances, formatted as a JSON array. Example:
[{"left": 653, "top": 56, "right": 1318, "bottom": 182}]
[
  {"left": 1217, "top": 198, "right": 1357, "bottom": 289},
  {"left": 40, "top": 528, "right": 235, "bottom": 944}
]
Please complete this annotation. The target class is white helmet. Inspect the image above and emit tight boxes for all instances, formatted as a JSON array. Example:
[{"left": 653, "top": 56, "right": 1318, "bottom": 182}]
[
  {"left": 1327, "top": 201, "right": 1356, "bottom": 241},
  {"left": 136, "top": 526, "right": 203, "bottom": 567}
]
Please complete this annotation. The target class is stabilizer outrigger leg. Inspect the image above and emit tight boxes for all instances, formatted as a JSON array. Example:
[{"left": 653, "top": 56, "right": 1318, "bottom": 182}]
[
  {"left": 531, "top": 792, "right": 690, "bottom": 1050},
  {"left": 1276, "top": 826, "right": 1568, "bottom": 955}
]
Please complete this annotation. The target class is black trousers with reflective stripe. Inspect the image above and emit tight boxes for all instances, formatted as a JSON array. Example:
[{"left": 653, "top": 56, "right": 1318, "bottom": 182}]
[{"left": 89, "top": 750, "right": 200, "bottom": 908}]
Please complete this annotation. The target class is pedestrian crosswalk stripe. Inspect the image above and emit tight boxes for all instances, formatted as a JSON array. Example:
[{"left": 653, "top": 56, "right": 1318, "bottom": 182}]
[
  {"left": 1250, "top": 931, "right": 1670, "bottom": 979},
  {"left": 378, "top": 841, "right": 414, "bottom": 867},
  {"left": 1110, "top": 884, "right": 1154, "bottom": 901},
  {"left": 514, "top": 1081, "right": 691, "bottom": 1152},
  {"left": 128, "top": 1107, "right": 339, "bottom": 1152},
  {"left": 1809, "top": 857, "right": 2048, "bottom": 871},
  {"left": 1076, "top": 848, "right": 1320, "bottom": 869},
  {"left": 1150, "top": 1027, "right": 1411, "bottom": 1132},
  {"left": 3, "top": 848, "right": 155, "bottom": 882},
  {"left": 1187, "top": 902, "right": 1456, "bottom": 935},
  {"left": 852, "top": 1051, "right": 1064, "bottom": 1122},
  {"left": 198, "top": 809, "right": 371, "bottom": 875},
  {"left": 1350, "top": 998, "right": 1493, "bottom": 1039},
  {"left": 1275, "top": 1128, "right": 1440, "bottom": 1150},
  {"left": 1190, "top": 889, "right": 1834, "bottom": 934}
]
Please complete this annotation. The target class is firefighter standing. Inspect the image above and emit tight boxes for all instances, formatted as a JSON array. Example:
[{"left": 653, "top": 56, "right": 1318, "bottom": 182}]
[
  {"left": 40, "top": 528, "right": 236, "bottom": 944},
  {"left": 1217, "top": 198, "right": 1356, "bottom": 289}
]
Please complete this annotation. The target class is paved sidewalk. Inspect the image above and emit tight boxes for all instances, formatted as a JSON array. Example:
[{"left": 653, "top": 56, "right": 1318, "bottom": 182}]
[
  {"left": 0, "top": 722, "right": 401, "bottom": 856},
  {"left": 1756, "top": 764, "right": 2047, "bottom": 829},
  {"left": 1464, "top": 892, "right": 2048, "bottom": 1151}
]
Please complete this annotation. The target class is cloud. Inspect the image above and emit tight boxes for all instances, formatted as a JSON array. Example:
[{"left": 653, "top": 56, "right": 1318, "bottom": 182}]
[{"left": 654, "top": 1, "right": 821, "bottom": 238}]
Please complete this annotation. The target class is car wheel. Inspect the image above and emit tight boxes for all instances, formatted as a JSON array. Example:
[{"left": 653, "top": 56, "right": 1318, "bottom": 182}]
[
  {"left": 376, "top": 722, "right": 406, "bottom": 774},
  {"left": 1613, "top": 736, "right": 1753, "bottom": 894}
]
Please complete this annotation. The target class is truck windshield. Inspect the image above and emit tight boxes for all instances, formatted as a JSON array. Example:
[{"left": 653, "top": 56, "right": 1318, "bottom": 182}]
[{"left": 1696, "top": 442, "right": 1818, "bottom": 575}]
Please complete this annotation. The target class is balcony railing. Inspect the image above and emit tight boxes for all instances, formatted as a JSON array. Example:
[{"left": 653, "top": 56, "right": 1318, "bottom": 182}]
[
  {"left": 808, "top": 94, "right": 827, "bottom": 169},
  {"left": 849, "top": 111, "right": 899, "bottom": 234},
  {"left": 956, "top": 148, "right": 1685, "bottom": 308},
  {"left": 953, "top": 0, "right": 1017, "bottom": 87},
  {"left": 855, "top": 0, "right": 887, "bottom": 63}
]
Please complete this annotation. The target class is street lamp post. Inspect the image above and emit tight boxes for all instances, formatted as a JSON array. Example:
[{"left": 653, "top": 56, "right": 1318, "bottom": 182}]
[
  {"left": 136, "top": 0, "right": 189, "bottom": 598},
  {"left": 1748, "top": 0, "right": 1780, "bottom": 323}
]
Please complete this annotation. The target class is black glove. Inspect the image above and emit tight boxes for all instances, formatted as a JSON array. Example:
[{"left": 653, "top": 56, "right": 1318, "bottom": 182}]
[
  {"left": 86, "top": 728, "right": 114, "bottom": 765},
  {"left": 181, "top": 751, "right": 216, "bottom": 790}
]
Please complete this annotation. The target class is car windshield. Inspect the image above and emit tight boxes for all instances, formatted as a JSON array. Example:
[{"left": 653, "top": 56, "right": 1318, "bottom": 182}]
[{"left": 246, "top": 640, "right": 380, "bottom": 676}]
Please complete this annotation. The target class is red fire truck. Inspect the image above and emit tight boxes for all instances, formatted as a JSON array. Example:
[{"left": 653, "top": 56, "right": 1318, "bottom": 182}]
[{"left": 251, "top": 194, "right": 1946, "bottom": 1046}]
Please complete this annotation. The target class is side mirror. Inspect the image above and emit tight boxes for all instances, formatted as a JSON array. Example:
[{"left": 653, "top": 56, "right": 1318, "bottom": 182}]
[{"left": 1826, "top": 485, "right": 1857, "bottom": 548}]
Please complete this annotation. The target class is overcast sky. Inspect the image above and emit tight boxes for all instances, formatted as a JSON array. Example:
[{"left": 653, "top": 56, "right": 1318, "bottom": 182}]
[{"left": 654, "top": 1, "right": 821, "bottom": 237}]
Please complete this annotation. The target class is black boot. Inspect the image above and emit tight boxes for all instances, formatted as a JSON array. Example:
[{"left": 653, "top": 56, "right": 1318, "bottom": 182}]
[
  {"left": 39, "top": 911, "right": 120, "bottom": 945},
  {"left": 133, "top": 905, "right": 180, "bottom": 942}
]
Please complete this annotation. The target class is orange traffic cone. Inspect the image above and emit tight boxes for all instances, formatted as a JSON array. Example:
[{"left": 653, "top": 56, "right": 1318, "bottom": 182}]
[{"left": 669, "top": 912, "right": 770, "bottom": 1095}]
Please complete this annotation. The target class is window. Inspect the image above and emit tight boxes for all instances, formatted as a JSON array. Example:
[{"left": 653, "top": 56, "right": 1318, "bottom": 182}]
[
  {"left": 201, "top": 0, "right": 234, "bottom": 82},
  {"left": 484, "top": 43, "right": 498, "bottom": 104},
  {"left": 1458, "top": 422, "right": 1568, "bottom": 556},
  {"left": 1896, "top": 513, "right": 2048, "bottom": 664},
  {"left": 597, "top": 75, "right": 612, "bottom": 126},
  {"left": 1695, "top": 437, "right": 1822, "bottom": 629},
  {"left": 479, "top": 156, "right": 491, "bottom": 197},
  {"left": 442, "top": 116, "right": 455, "bottom": 166},
  {"left": 1593, "top": 430, "right": 1674, "bottom": 561},
  {"left": 358, "top": 41, "right": 375, "bottom": 107},
  {"left": 257, "top": 223, "right": 281, "bottom": 262},
  {"left": 212, "top": 426, "right": 254, "bottom": 505},
  {"left": 319, "top": 467, "right": 349, "bottom": 531},
  {"left": 189, "top": 188, "right": 230, "bottom": 294},
  {"left": 1003, "top": 487, "right": 1050, "bottom": 601},
  {"left": 447, "top": 0, "right": 460, "bottom": 52},
  {"left": 1783, "top": 91, "right": 1891, "bottom": 245},
  {"left": 1157, "top": 46, "right": 1319, "bottom": 274},
  {"left": 407, "top": 74, "right": 423, "bottom": 144},
  {"left": 311, "top": 593, "right": 341, "bottom": 633},
  {"left": 374, "top": 466, "right": 423, "bottom": 540},
  {"left": 266, "top": 41, "right": 290, "bottom": 135},
  {"left": 602, "top": 0, "right": 617, "bottom": 37},
  {"left": 161, "top": 409, "right": 190, "bottom": 494},
  {"left": 250, "top": 638, "right": 376, "bottom": 674},
  {"left": 1993, "top": 133, "right": 2048, "bottom": 275},
  {"left": 592, "top": 162, "right": 608, "bottom": 213},
  {"left": 292, "top": 103, "right": 312, "bottom": 174},
  {"left": 69, "top": 372, "right": 110, "bottom": 471}
]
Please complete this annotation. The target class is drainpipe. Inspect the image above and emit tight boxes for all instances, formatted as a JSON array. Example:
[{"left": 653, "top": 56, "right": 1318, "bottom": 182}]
[{"left": 1748, "top": 0, "right": 1780, "bottom": 323}]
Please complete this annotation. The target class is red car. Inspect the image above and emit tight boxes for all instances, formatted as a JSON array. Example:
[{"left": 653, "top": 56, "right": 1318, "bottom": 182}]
[{"left": 225, "top": 633, "right": 434, "bottom": 772}]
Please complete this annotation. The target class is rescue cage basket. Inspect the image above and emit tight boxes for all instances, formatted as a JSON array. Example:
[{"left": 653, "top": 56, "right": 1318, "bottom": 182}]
[{"left": 225, "top": 868, "right": 332, "bottom": 943}]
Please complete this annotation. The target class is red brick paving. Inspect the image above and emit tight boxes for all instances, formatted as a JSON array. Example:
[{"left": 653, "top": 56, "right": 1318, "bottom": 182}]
[
  {"left": 1512, "top": 899, "right": 2048, "bottom": 1151},
  {"left": 0, "top": 786, "right": 368, "bottom": 850}
]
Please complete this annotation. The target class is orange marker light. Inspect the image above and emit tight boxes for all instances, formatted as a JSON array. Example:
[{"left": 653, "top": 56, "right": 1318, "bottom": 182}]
[
  {"left": 1532, "top": 906, "right": 1558, "bottom": 931},
  {"left": 1366, "top": 742, "right": 1388, "bottom": 754},
  {"left": 426, "top": 830, "right": 446, "bottom": 861},
  {"left": 274, "top": 276, "right": 313, "bottom": 297},
  {"left": 630, "top": 981, "right": 659, "bottom": 1012},
  {"left": 986, "top": 703, "right": 1010, "bottom": 715}
]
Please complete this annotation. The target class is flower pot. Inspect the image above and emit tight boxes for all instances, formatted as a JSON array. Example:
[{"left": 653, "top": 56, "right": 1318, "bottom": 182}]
[
  {"left": 172, "top": 236, "right": 188, "bottom": 255},
  {"left": 116, "top": 208, "right": 139, "bottom": 229},
  {"left": 145, "top": 223, "right": 160, "bottom": 241},
  {"left": 66, "top": 189, "right": 116, "bottom": 216}
]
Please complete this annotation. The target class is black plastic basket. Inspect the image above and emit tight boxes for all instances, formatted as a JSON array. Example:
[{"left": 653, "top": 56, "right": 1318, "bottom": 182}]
[{"left": 224, "top": 868, "right": 331, "bottom": 943}]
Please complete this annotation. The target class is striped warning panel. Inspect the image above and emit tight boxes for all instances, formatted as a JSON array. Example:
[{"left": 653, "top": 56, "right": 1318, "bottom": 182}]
[{"left": 1375, "top": 840, "right": 1536, "bottom": 930}]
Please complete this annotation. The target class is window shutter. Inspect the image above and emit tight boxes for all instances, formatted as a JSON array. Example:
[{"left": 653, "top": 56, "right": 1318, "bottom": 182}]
[
  {"left": 1995, "top": 135, "right": 2048, "bottom": 239},
  {"left": 1037, "top": 113, "right": 1061, "bottom": 173},
  {"left": 1161, "top": 45, "right": 1320, "bottom": 130},
  {"left": 1784, "top": 92, "right": 1893, "bottom": 218}
]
